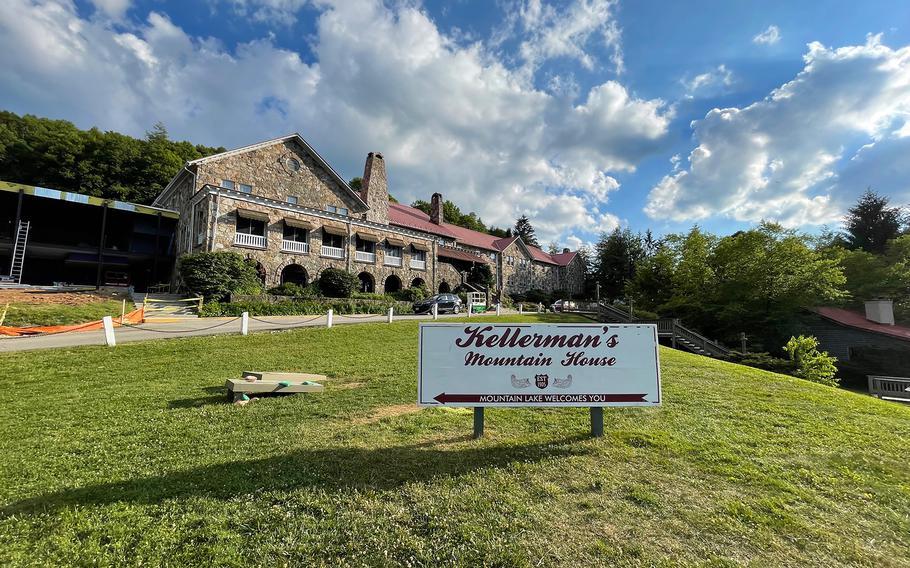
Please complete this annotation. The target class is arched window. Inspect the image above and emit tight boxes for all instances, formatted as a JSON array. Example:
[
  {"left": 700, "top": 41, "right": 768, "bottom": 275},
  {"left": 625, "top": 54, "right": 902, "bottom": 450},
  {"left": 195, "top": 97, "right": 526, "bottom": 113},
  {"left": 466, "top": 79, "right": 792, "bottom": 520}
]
[
  {"left": 411, "top": 277, "right": 426, "bottom": 289},
  {"left": 384, "top": 274, "right": 402, "bottom": 293},
  {"left": 358, "top": 272, "right": 375, "bottom": 293},
  {"left": 438, "top": 281, "right": 451, "bottom": 293},
  {"left": 280, "top": 264, "right": 308, "bottom": 286}
]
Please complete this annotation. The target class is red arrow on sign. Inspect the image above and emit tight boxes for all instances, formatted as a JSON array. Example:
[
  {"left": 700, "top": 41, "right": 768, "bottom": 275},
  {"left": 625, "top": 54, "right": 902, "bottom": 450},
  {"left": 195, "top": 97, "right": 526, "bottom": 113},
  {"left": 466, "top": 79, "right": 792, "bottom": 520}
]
[{"left": 432, "top": 393, "right": 647, "bottom": 404}]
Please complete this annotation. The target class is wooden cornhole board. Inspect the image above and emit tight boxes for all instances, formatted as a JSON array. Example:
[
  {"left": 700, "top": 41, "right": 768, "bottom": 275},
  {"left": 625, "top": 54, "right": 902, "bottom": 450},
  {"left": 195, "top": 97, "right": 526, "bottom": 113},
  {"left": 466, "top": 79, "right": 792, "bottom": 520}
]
[{"left": 226, "top": 371, "right": 328, "bottom": 402}]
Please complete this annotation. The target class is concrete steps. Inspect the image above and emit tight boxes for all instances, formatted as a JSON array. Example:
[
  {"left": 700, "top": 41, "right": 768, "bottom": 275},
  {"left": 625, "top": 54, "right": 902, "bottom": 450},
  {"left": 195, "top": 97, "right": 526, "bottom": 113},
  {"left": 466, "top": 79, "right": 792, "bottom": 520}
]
[{"left": 138, "top": 292, "right": 200, "bottom": 321}]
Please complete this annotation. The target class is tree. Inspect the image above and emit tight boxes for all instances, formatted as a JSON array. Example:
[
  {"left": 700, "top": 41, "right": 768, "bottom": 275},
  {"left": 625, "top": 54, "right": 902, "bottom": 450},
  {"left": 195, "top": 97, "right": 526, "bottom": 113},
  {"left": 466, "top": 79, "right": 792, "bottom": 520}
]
[
  {"left": 626, "top": 246, "right": 675, "bottom": 312},
  {"left": 547, "top": 241, "right": 560, "bottom": 254},
  {"left": 411, "top": 199, "right": 489, "bottom": 233},
  {"left": 514, "top": 215, "right": 539, "bottom": 247},
  {"left": 783, "top": 335, "right": 839, "bottom": 387},
  {"left": 178, "top": 251, "right": 262, "bottom": 301},
  {"left": 349, "top": 177, "right": 362, "bottom": 191},
  {"left": 592, "top": 227, "right": 644, "bottom": 301},
  {"left": 843, "top": 189, "right": 907, "bottom": 253}
]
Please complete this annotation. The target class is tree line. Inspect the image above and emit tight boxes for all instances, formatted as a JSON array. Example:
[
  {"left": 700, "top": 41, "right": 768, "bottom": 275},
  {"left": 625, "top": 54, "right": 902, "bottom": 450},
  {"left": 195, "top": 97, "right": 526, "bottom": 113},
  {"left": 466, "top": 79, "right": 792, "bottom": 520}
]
[
  {"left": 581, "top": 190, "right": 909, "bottom": 353},
  {"left": 0, "top": 111, "right": 223, "bottom": 204}
]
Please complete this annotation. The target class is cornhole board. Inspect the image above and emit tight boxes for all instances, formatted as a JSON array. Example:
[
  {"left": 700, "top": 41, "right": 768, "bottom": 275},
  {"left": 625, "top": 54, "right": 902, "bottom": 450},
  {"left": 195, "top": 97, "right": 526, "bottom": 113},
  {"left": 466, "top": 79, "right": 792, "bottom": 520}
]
[{"left": 226, "top": 371, "right": 328, "bottom": 402}]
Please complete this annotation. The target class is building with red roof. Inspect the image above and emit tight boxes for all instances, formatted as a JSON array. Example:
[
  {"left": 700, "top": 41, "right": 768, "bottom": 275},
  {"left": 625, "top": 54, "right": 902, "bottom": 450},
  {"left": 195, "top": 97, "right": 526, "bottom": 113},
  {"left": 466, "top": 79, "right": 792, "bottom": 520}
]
[{"left": 154, "top": 134, "right": 586, "bottom": 299}]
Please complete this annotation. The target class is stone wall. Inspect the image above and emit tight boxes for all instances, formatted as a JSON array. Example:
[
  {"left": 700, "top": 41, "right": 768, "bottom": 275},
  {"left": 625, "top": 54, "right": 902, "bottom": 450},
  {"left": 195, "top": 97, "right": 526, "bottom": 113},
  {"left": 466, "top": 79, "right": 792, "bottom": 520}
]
[
  {"left": 194, "top": 139, "right": 366, "bottom": 218},
  {"left": 559, "top": 256, "right": 586, "bottom": 295},
  {"left": 499, "top": 240, "right": 556, "bottom": 295},
  {"left": 208, "top": 195, "right": 434, "bottom": 290}
]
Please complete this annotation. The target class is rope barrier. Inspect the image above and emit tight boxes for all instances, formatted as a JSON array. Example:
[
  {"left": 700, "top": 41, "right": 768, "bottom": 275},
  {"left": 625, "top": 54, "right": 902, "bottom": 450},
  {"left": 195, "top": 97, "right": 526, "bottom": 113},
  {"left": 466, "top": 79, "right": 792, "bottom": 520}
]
[
  {"left": 248, "top": 315, "right": 324, "bottom": 326},
  {"left": 120, "top": 317, "right": 241, "bottom": 334}
]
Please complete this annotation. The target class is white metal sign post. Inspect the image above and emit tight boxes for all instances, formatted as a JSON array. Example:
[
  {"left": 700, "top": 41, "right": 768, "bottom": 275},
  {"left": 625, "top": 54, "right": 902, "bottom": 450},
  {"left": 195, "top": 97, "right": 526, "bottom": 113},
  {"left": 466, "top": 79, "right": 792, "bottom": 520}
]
[{"left": 418, "top": 323, "right": 661, "bottom": 437}]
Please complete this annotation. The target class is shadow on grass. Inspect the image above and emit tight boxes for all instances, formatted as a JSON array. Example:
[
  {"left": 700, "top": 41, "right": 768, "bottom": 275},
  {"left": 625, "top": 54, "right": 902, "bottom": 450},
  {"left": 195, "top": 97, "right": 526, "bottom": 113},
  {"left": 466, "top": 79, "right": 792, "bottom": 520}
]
[
  {"left": 167, "top": 386, "right": 226, "bottom": 409},
  {"left": 4, "top": 436, "right": 590, "bottom": 515}
]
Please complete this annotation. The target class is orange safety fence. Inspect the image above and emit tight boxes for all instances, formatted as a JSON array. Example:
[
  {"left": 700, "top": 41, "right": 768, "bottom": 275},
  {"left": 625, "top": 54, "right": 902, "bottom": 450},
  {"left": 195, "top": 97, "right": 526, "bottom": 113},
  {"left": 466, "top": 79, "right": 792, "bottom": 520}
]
[{"left": 0, "top": 307, "right": 145, "bottom": 337}]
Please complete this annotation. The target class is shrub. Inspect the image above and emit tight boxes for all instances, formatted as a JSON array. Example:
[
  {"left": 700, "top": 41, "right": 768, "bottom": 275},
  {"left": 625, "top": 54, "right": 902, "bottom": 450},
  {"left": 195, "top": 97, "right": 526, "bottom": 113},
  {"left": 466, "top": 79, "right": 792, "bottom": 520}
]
[
  {"left": 178, "top": 251, "right": 262, "bottom": 302},
  {"left": 391, "top": 287, "right": 427, "bottom": 303},
  {"left": 783, "top": 335, "right": 839, "bottom": 387},
  {"left": 267, "top": 282, "right": 308, "bottom": 297},
  {"left": 524, "top": 289, "right": 550, "bottom": 304},
  {"left": 199, "top": 298, "right": 414, "bottom": 317},
  {"left": 318, "top": 268, "right": 359, "bottom": 298}
]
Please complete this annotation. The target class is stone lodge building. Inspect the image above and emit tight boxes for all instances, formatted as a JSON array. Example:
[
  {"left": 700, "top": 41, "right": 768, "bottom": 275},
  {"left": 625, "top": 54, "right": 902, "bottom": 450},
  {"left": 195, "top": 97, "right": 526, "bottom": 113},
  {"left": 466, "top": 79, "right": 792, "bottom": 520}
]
[{"left": 153, "top": 134, "right": 585, "bottom": 298}]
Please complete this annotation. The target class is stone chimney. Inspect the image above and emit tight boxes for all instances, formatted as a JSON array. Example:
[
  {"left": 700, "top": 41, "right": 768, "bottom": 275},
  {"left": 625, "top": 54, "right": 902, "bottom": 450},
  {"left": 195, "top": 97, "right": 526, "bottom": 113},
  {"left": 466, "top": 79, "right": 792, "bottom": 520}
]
[
  {"left": 430, "top": 192, "right": 444, "bottom": 225},
  {"left": 361, "top": 152, "right": 389, "bottom": 224},
  {"left": 865, "top": 299, "right": 895, "bottom": 325},
  {"left": 562, "top": 248, "right": 570, "bottom": 254}
]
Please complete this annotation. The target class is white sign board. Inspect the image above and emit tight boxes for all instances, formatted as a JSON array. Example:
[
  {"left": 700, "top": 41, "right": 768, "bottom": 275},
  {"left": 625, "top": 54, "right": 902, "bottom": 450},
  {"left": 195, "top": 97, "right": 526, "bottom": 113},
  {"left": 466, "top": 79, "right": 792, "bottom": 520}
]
[{"left": 418, "top": 323, "right": 661, "bottom": 407}]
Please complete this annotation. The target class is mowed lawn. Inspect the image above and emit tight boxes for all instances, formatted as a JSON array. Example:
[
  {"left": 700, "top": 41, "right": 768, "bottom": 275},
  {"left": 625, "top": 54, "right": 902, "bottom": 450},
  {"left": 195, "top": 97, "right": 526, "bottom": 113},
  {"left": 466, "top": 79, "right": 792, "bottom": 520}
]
[{"left": 1, "top": 315, "right": 909, "bottom": 567}]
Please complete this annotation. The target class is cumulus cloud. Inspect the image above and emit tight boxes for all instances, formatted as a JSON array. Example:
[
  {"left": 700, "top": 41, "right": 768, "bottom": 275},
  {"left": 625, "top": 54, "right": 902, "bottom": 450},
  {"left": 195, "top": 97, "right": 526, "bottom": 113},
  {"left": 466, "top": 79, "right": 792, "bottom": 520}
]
[
  {"left": 681, "top": 64, "right": 733, "bottom": 97},
  {"left": 753, "top": 25, "right": 780, "bottom": 45},
  {"left": 646, "top": 35, "right": 910, "bottom": 227},
  {"left": 90, "top": 0, "right": 130, "bottom": 19},
  {"left": 0, "top": 0, "right": 668, "bottom": 245}
]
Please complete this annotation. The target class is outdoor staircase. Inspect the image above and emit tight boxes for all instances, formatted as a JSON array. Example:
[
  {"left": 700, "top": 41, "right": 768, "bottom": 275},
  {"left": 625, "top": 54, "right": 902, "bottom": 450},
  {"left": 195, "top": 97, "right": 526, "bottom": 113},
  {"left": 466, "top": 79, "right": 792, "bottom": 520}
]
[
  {"left": 570, "top": 301, "right": 731, "bottom": 359},
  {"left": 2, "top": 221, "right": 30, "bottom": 285},
  {"left": 135, "top": 292, "right": 201, "bottom": 321}
]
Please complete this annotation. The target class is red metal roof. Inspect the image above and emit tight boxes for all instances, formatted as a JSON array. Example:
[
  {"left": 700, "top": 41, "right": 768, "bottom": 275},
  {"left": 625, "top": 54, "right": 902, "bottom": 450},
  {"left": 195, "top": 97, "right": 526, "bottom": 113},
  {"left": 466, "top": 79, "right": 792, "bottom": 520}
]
[
  {"left": 387, "top": 201, "right": 570, "bottom": 265},
  {"left": 549, "top": 251, "right": 578, "bottom": 266},
  {"left": 437, "top": 247, "right": 489, "bottom": 264},
  {"left": 813, "top": 307, "right": 910, "bottom": 343}
]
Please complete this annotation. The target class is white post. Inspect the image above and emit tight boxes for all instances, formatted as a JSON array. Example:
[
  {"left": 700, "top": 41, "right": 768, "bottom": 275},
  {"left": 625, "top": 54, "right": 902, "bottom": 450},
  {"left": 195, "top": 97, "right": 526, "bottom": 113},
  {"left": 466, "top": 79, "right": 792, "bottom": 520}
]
[
  {"left": 241, "top": 311, "right": 249, "bottom": 336},
  {"left": 102, "top": 315, "right": 116, "bottom": 347},
  {"left": 387, "top": 307, "right": 394, "bottom": 323},
  {"left": 432, "top": 303, "right": 438, "bottom": 320},
  {"left": 120, "top": 299, "right": 126, "bottom": 324},
  {"left": 327, "top": 308, "right": 333, "bottom": 328},
  {"left": 467, "top": 302, "right": 472, "bottom": 317},
  {"left": 537, "top": 302, "right": 542, "bottom": 314}
]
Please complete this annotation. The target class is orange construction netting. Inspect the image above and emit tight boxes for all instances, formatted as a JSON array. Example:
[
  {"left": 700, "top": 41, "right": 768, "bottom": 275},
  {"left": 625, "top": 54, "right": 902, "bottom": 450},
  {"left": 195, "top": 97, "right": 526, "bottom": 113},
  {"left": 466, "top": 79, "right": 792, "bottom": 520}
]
[{"left": 0, "top": 307, "right": 145, "bottom": 337}]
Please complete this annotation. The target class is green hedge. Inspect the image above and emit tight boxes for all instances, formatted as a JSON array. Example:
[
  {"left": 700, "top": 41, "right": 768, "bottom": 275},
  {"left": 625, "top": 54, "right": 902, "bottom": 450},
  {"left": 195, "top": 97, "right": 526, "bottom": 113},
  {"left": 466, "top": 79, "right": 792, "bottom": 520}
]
[{"left": 200, "top": 298, "right": 414, "bottom": 317}]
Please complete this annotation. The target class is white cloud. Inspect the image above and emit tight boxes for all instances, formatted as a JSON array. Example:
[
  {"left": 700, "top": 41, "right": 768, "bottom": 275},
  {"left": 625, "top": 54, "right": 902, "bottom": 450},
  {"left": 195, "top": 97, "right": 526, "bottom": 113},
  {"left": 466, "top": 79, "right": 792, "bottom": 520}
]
[
  {"left": 90, "top": 0, "right": 130, "bottom": 19},
  {"left": 682, "top": 64, "right": 733, "bottom": 97},
  {"left": 645, "top": 35, "right": 910, "bottom": 227},
  {"left": 752, "top": 25, "right": 781, "bottom": 45},
  {"left": 502, "top": 0, "right": 624, "bottom": 77},
  {"left": 0, "top": 0, "right": 668, "bottom": 245}
]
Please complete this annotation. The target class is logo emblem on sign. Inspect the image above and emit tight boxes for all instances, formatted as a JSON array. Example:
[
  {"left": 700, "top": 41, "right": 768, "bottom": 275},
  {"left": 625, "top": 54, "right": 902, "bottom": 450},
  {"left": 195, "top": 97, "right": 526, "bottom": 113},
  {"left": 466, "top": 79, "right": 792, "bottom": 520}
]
[{"left": 535, "top": 374, "right": 549, "bottom": 389}]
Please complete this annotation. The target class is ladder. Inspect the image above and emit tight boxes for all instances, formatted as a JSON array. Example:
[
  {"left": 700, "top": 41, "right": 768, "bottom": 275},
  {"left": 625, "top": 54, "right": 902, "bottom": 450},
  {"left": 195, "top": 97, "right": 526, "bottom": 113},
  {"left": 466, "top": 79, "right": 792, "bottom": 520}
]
[{"left": 7, "top": 221, "right": 30, "bottom": 284}]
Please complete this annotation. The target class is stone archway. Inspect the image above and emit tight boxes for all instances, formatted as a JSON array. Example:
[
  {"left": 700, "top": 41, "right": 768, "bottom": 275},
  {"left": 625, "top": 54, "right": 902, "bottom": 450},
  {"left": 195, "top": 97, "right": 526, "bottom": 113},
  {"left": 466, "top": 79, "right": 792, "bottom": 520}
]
[
  {"left": 280, "top": 264, "right": 308, "bottom": 286},
  {"left": 384, "top": 274, "right": 402, "bottom": 293},
  {"left": 410, "top": 277, "right": 426, "bottom": 289},
  {"left": 358, "top": 272, "right": 375, "bottom": 293},
  {"left": 438, "top": 281, "right": 451, "bottom": 293}
]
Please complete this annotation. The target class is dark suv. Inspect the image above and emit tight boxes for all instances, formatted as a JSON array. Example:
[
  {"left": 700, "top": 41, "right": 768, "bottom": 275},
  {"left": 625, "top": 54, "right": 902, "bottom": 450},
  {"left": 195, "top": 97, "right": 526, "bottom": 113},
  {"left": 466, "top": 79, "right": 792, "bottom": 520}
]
[{"left": 413, "top": 293, "right": 463, "bottom": 314}]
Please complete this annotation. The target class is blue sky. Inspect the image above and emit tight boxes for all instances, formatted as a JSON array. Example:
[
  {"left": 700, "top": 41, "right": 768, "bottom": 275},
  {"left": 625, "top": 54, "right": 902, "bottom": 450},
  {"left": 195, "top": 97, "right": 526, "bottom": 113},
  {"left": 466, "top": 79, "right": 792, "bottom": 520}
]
[{"left": 2, "top": 0, "right": 909, "bottom": 249}]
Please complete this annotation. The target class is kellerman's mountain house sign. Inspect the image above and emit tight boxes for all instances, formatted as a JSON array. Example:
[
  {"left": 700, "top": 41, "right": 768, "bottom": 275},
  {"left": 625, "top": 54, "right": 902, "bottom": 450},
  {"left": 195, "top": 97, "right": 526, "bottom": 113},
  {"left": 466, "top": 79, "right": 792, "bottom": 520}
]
[{"left": 418, "top": 323, "right": 662, "bottom": 408}]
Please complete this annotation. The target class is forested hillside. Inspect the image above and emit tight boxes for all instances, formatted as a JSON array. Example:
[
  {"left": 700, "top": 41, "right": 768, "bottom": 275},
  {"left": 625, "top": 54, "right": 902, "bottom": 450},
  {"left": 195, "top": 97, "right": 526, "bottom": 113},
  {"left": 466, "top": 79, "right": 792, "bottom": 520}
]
[{"left": 0, "top": 111, "right": 223, "bottom": 204}]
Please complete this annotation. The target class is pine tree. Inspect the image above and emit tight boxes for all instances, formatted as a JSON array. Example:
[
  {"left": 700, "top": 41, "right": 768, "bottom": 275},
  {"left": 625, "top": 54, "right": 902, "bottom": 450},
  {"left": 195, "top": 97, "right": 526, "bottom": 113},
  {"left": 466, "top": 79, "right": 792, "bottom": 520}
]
[
  {"left": 514, "top": 215, "right": 539, "bottom": 247},
  {"left": 844, "top": 189, "right": 907, "bottom": 253}
]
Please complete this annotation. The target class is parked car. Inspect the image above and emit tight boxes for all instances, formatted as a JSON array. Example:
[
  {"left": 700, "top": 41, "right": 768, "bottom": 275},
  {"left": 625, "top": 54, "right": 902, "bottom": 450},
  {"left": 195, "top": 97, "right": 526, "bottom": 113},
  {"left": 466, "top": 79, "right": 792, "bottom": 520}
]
[
  {"left": 413, "top": 293, "right": 462, "bottom": 314},
  {"left": 550, "top": 299, "right": 577, "bottom": 312}
]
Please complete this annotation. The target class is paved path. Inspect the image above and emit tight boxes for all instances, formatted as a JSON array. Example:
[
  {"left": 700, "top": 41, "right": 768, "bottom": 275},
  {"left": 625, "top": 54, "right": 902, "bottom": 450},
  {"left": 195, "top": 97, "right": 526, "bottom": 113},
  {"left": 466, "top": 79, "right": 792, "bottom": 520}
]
[{"left": 0, "top": 310, "right": 527, "bottom": 353}]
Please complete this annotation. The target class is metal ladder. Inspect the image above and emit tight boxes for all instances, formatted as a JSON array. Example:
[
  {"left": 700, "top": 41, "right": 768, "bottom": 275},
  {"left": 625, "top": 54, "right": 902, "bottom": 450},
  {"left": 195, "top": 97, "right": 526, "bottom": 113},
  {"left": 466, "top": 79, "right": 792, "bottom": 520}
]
[{"left": 7, "top": 221, "right": 30, "bottom": 284}]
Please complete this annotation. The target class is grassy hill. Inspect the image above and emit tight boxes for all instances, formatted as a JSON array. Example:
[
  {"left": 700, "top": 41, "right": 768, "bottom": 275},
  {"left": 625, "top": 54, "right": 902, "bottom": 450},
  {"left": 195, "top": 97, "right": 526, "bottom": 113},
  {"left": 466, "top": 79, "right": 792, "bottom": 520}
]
[{"left": 1, "top": 314, "right": 908, "bottom": 566}]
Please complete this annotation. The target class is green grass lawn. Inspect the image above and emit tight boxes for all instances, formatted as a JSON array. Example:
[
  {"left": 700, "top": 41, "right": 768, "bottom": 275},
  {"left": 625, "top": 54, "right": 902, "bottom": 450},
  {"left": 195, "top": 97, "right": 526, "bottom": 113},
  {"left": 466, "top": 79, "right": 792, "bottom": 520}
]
[
  {"left": 1, "top": 314, "right": 909, "bottom": 566},
  {"left": 1, "top": 300, "right": 126, "bottom": 327}
]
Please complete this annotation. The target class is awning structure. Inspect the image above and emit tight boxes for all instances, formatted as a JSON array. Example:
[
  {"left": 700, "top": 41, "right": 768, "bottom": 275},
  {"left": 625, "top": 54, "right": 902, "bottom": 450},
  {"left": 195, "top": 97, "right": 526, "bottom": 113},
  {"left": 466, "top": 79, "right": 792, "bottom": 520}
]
[
  {"left": 410, "top": 241, "right": 430, "bottom": 252},
  {"left": 237, "top": 208, "right": 270, "bottom": 222},
  {"left": 0, "top": 180, "right": 179, "bottom": 219},
  {"left": 284, "top": 217, "right": 315, "bottom": 229},
  {"left": 437, "top": 247, "right": 488, "bottom": 264},
  {"left": 321, "top": 224, "right": 347, "bottom": 236},
  {"left": 356, "top": 231, "right": 380, "bottom": 242},
  {"left": 385, "top": 237, "right": 407, "bottom": 247}
]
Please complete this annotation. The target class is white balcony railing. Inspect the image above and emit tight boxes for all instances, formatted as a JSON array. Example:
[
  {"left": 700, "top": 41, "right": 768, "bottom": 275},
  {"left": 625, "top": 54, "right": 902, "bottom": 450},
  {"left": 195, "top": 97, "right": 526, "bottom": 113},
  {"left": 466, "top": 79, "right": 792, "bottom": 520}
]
[
  {"left": 410, "top": 259, "right": 427, "bottom": 270},
  {"left": 384, "top": 255, "right": 403, "bottom": 267},
  {"left": 321, "top": 245, "right": 345, "bottom": 259},
  {"left": 281, "top": 240, "right": 310, "bottom": 254},
  {"left": 234, "top": 233, "right": 267, "bottom": 248},
  {"left": 355, "top": 250, "right": 377, "bottom": 263}
]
